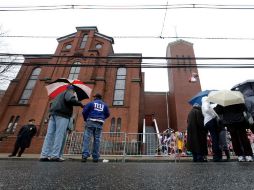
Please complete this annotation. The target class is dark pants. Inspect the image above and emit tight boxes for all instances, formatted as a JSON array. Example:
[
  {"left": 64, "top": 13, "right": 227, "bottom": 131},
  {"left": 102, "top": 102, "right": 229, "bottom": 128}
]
[
  {"left": 205, "top": 118, "right": 222, "bottom": 161},
  {"left": 192, "top": 152, "right": 206, "bottom": 162},
  {"left": 219, "top": 129, "right": 230, "bottom": 159},
  {"left": 11, "top": 141, "right": 26, "bottom": 156},
  {"left": 228, "top": 123, "right": 253, "bottom": 156}
]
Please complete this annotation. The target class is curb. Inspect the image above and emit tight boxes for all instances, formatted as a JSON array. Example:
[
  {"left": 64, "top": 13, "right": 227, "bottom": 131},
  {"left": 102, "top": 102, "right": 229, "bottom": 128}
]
[{"left": 0, "top": 157, "right": 238, "bottom": 163}]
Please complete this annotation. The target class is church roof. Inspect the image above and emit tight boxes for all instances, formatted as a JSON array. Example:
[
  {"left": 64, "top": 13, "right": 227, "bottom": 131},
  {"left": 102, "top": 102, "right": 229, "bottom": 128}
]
[
  {"left": 57, "top": 26, "right": 114, "bottom": 44},
  {"left": 168, "top": 39, "right": 193, "bottom": 47}
]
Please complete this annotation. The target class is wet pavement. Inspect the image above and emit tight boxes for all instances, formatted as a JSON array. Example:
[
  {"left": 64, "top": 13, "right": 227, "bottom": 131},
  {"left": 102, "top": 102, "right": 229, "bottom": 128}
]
[{"left": 0, "top": 159, "right": 253, "bottom": 190}]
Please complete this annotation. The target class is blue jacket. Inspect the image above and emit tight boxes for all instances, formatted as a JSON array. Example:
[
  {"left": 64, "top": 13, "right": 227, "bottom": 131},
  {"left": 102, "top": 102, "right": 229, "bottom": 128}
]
[{"left": 82, "top": 98, "right": 110, "bottom": 123}]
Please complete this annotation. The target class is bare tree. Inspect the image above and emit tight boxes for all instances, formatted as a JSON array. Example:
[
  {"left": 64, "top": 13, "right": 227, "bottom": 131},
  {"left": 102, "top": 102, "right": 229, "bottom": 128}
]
[{"left": 0, "top": 26, "right": 22, "bottom": 90}]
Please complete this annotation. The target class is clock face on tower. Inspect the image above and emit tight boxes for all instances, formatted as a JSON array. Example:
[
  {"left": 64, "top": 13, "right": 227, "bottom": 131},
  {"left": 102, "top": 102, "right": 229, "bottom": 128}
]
[
  {"left": 95, "top": 44, "right": 102, "bottom": 49},
  {"left": 65, "top": 44, "right": 72, "bottom": 50}
]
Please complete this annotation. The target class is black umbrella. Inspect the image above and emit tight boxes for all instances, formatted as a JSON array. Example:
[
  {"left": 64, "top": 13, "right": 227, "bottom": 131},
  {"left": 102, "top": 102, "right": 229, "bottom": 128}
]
[{"left": 231, "top": 79, "right": 254, "bottom": 93}]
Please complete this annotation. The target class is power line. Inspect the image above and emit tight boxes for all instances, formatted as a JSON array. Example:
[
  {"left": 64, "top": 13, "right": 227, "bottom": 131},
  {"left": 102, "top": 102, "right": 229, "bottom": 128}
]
[
  {"left": 1, "top": 53, "right": 254, "bottom": 60},
  {"left": 2, "top": 35, "right": 254, "bottom": 41},
  {"left": 160, "top": 1, "right": 168, "bottom": 37},
  {"left": 1, "top": 4, "right": 254, "bottom": 11},
  {"left": 1, "top": 61, "right": 254, "bottom": 69}
]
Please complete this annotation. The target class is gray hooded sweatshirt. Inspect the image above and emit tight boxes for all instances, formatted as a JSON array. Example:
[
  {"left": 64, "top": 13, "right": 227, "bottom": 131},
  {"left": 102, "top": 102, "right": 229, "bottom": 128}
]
[{"left": 49, "top": 90, "right": 82, "bottom": 118}]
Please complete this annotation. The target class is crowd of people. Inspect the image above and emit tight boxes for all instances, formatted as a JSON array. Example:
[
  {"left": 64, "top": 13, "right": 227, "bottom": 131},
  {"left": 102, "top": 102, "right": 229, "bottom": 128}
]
[
  {"left": 158, "top": 127, "right": 254, "bottom": 161},
  {"left": 8, "top": 85, "right": 254, "bottom": 163},
  {"left": 186, "top": 90, "right": 254, "bottom": 162}
]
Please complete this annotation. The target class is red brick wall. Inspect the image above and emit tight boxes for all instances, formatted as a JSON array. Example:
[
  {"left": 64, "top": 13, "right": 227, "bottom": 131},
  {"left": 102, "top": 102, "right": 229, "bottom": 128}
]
[
  {"left": 143, "top": 92, "right": 171, "bottom": 132},
  {"left": 167, "top": 40, "right": 201, "bottom": 132},
  {"left": 0, "top": 136, "right": 44, "bottom": 154},
  {"left": 0, "top": 27, "right": 143, "bottom": 153}
]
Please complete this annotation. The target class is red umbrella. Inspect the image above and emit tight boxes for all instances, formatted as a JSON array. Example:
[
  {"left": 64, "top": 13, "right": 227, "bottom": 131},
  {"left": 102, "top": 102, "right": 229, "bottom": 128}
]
[{"left": 46, "top": 78, "right": 92, "bottom": 101}]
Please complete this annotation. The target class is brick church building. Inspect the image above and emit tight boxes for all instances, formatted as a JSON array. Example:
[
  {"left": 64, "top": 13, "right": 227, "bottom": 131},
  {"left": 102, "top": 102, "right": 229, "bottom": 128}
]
[{"left": 0, "top": 26, "right": 201, "bottom": 153}]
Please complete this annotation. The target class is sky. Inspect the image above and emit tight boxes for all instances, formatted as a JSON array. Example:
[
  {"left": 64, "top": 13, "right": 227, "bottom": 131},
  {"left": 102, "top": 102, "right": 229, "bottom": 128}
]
[{"left": 1, "top": 0, "right": 254, "bottom": 91}]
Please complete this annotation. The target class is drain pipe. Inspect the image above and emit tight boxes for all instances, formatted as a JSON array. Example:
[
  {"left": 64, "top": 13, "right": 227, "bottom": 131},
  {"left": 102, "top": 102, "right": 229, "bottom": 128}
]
[{"left": 142, "top": 118, "right": 146, "bottom": 154}]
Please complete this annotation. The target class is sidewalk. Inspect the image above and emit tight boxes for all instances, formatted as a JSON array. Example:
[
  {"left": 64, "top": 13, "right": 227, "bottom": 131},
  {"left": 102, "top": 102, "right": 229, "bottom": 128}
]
[{"left": 0, "top": 153, "right": 238, "bottom": 162}]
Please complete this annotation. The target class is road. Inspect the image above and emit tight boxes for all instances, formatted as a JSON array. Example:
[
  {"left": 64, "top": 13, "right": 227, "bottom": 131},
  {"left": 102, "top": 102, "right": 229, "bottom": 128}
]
[{"left": 0, "top": 160, "right": 253, "bottom": 190}]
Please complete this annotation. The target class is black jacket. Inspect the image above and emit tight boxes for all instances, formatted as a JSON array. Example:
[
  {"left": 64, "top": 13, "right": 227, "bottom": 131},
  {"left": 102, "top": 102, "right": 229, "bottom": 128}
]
[
  {"left": 16, "top": 124, "right": 37, "bottom": 148},
  {"left": 214, "top": 104, "right": 246, "bottom": 125},
  {"left": 187, "top": 106, "right": 208, "bottom": 155}
]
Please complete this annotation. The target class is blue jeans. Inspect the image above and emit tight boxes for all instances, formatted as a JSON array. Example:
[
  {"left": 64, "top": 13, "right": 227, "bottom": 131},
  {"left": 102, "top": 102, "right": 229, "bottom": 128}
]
[
  {"left": 40, "top": 115, "right": 69, "bottom": 158},
  {"left": 82, "top": 120, "right": 102, "bottom": 160}
]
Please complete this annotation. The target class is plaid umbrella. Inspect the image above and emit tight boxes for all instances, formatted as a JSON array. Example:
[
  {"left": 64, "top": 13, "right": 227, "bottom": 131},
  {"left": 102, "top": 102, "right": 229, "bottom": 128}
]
[{"left": 46, "top": 78, "right": 92, "bottom": 101}]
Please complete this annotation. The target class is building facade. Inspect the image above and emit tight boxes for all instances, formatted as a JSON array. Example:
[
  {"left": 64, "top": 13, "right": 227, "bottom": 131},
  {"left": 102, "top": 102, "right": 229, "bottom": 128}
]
[
  {"left": 167, "top": 40, "right": 201, "bottom": 132},
  {"left": 0, "top": 27, "right": 201, "bottom": 153}
]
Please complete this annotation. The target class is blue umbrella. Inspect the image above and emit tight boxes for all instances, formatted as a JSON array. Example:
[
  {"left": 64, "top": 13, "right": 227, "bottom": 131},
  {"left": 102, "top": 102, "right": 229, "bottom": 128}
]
[{"left": 188, "top": 90, "right": 215, "bottom": 106}]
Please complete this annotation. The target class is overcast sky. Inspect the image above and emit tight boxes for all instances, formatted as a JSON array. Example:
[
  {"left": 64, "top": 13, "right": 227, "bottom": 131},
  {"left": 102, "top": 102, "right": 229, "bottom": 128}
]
[{"left": 1, "top": 0, "right": 254, "bottom": 91}]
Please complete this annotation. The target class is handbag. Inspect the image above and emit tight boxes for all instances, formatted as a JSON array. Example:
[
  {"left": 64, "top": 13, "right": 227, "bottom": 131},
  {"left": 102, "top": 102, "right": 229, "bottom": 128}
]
[{"left": 243, "top": 111, "right": 254, "bottom": 125}]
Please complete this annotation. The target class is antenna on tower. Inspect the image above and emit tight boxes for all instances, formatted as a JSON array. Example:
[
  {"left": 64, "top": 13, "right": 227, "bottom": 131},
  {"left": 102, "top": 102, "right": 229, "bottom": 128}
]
[{"left": 174, "top": 26, "right": 178, "bottom": 39}]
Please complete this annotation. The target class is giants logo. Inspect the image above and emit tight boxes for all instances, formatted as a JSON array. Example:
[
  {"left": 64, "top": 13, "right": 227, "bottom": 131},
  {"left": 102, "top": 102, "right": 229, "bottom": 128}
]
[{"left": 94, "top": 103, "right": 104, "bottom": 111}]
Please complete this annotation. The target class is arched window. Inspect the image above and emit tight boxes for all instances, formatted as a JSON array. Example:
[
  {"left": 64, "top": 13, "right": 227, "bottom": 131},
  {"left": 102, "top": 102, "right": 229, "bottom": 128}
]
[
  {"left": 110, "top": 118, "right": 115, "bottom": 137},
  {"left": 6, "top": 115, "right": 20, "bottom": 133},
  {"left": 6, "top": 115, "right": 15, "bottom": 132},
  {"left": 68, "top": 62, "right": 81, "bottom": 80},
  {"left": 19, "top": 68, "right": 41, "bottom": 104},
  {"left": 113, "top": 68, "right": 126, "bottom": 105},
  {"left": 116, "top": 118, "right": 121, "bottom": 137},
  {"left": 12, "top": 116, "right": 20, "bottom": 133},
  {"left": 80, "top": 34, "right": 88, "bottom": 49}
]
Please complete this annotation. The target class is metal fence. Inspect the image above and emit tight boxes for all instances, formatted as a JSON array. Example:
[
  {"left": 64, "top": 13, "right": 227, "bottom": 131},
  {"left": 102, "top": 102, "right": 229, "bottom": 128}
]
[
  {"left": 64, "top": 131, "right": 185, "bottom": 158},
  {"left": 63, "top": 131, "right": 241, "bottom": 162}
]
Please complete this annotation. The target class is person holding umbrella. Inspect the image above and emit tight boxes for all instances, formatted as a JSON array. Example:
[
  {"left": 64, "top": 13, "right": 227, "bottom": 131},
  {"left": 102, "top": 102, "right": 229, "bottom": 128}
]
[
  {"left": 186, "top": 103, "right": 208, "bottom": 162},
  {"left": 40, "top": 85, "right": 84, "bottom": 162},
  {"left": 209, "top": 90, "right": 253, "bottom": 162},
  {"left": 242, "top": 89, "right": 254, "bottom": 133},
  {"left": 201, "top": 97, "right": 222, "bottom": 162}
]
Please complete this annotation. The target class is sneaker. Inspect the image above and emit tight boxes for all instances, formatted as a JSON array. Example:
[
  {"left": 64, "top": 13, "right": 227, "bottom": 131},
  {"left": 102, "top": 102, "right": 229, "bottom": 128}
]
[
  {"left": 39, "top": 157, "right": 50, "bottom": 162},
  {"left": 50, "top": 158, "right": 64, "bottom": 162},
  {"left": 238, "top": 156, "right": 245, "bottom": 162},
  {"left": 8, "top": 154, "right": 15, "bottom": 157},
  {"left": 81, "top": 157, "right": 87, "bottom": 162},
  {"left": 245, "top": 156, "right": 253, "bottom": 162},
  {"left": 93, "top": 159, "right": 99, "bottom": 163}
]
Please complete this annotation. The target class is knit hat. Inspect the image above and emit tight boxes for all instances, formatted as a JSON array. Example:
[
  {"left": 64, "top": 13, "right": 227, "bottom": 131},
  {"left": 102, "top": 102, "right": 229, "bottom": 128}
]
[
  {"left": 67, "top": 85, "right": 75, "bottom": 90},
  {"left": 93, "top": 93, "right": 102, "bottom": 99}
]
